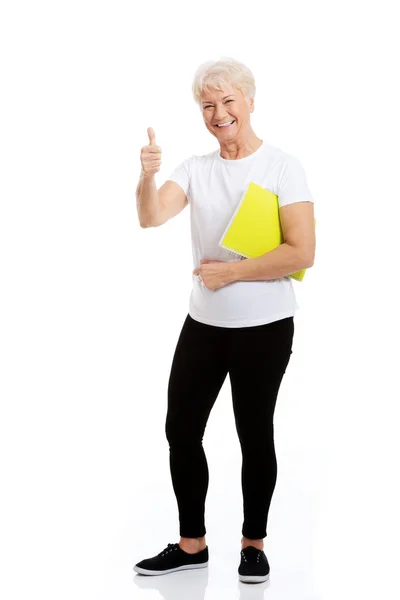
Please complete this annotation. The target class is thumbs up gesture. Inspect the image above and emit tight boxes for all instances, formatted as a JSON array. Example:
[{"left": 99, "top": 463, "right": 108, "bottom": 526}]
[{"left": 140, "top": 127, "right": 162, "bottom": 176}]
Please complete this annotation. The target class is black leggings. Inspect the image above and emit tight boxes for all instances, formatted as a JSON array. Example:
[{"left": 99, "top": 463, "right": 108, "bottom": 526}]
[{"left": 165, "top": 313, "right": 294, "bottom": 540}]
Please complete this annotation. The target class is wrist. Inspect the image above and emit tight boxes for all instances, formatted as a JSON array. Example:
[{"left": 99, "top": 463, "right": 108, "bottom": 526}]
[
  {"left": 140, "top": 169, "right": 154, "bottom": 180},
  {"left": 227, "top": 261, "right": 240, "bottom": 283}
]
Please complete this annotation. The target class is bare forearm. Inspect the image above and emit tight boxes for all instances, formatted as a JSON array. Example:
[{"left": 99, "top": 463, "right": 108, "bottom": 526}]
[
  {"left": 229, "top": 243, "right": 312, "bottom": 282},
  {"left": 136, "top": 170, "right": 161, "bottom": 227}
]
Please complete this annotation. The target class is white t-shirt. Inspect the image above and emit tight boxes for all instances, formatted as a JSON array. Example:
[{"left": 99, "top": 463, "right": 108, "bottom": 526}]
[{"left": 167, "top": 139, "right": 314, "bottom": 328}]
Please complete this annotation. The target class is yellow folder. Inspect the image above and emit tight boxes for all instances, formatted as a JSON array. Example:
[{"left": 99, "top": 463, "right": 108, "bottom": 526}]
[{"left": 218, "top": 182, "right": 316, "bottom": 282}]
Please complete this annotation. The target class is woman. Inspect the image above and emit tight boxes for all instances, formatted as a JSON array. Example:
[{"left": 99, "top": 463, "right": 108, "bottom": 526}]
[{"left": 134, "top": 57, "right": 316, "bottom": 584}]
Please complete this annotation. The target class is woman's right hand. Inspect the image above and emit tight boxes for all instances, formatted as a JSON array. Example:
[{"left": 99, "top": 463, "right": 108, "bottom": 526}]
[{"left": 140, "top": 127, "right": 162, "bottom": 176}]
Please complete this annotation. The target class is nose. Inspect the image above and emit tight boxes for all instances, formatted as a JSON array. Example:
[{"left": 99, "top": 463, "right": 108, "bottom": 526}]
[{"left": 212, "top": 108, "right": 229, "bottom": 124}]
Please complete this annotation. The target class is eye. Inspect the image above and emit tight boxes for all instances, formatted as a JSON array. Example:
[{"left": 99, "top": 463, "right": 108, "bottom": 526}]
[{"left": 204, "top": 99, "right": 234, "bottom": 109}]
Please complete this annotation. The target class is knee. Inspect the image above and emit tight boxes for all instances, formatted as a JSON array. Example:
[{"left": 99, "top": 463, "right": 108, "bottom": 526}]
[
  {"left": 165, "top": 416, "right": 203, "bottom": 448},
  {"left": 165, "top": 415, "right": 185, "bottom": 446},
  {"left": 238, "top": 425, "right": 275, "bottom": 452}
]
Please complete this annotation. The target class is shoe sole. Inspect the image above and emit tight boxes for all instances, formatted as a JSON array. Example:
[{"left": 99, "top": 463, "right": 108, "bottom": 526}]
[
  {"left": 133, "top": 562, "right": 208, "bottom": 576},
  {"left": 239, "top": 572, "right": 270, "bottom": 583}
]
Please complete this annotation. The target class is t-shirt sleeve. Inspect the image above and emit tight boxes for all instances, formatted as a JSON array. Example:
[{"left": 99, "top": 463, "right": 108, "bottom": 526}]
[
  {"left": 166, "top": 155, "right": 193, "bottom": 202},
  {"left": 277, "top": 155, "right": 314, "bottom": 207}
]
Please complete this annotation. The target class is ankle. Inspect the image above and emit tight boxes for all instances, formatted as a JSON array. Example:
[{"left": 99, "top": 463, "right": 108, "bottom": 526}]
[
  {"left": 179, "top": 536, "right": 206, "bottom": 552},
  {"left": 241, "top": 536, "right": 264, "bottom": 550}
]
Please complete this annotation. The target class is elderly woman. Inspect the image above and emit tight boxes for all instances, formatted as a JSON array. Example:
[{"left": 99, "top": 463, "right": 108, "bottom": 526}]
[{"left": 134, "top": 57, "right": 316, "bottom": 584}]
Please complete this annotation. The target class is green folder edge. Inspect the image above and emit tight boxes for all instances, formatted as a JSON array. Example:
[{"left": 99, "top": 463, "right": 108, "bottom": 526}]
[{"left": 219, "top": 187, "right": 316, "bottom": 282}]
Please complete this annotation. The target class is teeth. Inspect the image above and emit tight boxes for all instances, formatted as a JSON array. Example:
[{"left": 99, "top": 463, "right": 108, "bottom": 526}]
[{"left": 217, "top": 120, "right": 234, "bottom": 127}]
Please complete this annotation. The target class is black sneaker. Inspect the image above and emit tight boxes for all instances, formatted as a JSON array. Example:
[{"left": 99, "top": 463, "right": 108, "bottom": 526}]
[
  {"left": 238, "top": 546, "right": 270, "bottom": 583},
  {"left": 133, "top": 542, "right": 209, "bottom": 576}
]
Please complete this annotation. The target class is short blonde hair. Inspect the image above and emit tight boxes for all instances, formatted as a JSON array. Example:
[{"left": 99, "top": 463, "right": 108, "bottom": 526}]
[{"left": 192, "top": 56, "right": 256, "bottom": 109}]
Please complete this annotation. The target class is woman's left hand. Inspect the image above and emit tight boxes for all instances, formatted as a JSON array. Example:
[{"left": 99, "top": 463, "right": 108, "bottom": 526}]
[{"left": 193, "top": 259, "right": 235, "bottom": 291}]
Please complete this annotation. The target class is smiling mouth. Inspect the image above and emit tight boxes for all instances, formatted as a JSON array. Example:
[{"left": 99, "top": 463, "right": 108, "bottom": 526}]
[{"left": 215, "top": 120, "right": 235, "bottom": 128}]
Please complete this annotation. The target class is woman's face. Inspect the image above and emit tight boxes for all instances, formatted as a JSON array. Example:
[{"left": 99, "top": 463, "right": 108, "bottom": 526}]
[{"left": 200, "top": 84, "right": 253, "bottom": 141}]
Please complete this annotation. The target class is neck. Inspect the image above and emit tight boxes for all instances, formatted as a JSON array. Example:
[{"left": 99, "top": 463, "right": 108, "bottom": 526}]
[{"left": 219, "top": 131, "right": 263, "bottom": 160}]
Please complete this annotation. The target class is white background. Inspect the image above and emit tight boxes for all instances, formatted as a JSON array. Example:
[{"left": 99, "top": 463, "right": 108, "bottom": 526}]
[{"left": 1, "top": 1, "right": 399, "bottom": 599}]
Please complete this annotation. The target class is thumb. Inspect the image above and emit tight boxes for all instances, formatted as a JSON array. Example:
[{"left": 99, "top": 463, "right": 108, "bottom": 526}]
[{"left": 147, "top": 127, "right": 156, "bottom": 146}]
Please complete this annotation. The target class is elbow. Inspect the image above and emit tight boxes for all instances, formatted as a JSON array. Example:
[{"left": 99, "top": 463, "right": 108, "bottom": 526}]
[
  {"left": 299, "top": 251, "right": 314, "bottom": 269},
  {"left": 140, "top": 221, "right": 159, "bottom": 229},
  {"left": 138, "top": 207, "right": 162, "bottom": 228},
  {"left": 139, "top": 216, "right": 155, "bottom": 228},
  {"left": 139, "top": 213, "right": 164, "bottom": 228},
  {"left": 140, "top": 220, "right": 159, "bottom": 229},
  {"left": 304, "top": 255, "right": 315, "bottom": 269},
  {"left": 297, "top": 245, "right": 315, "bottom": 269}
]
